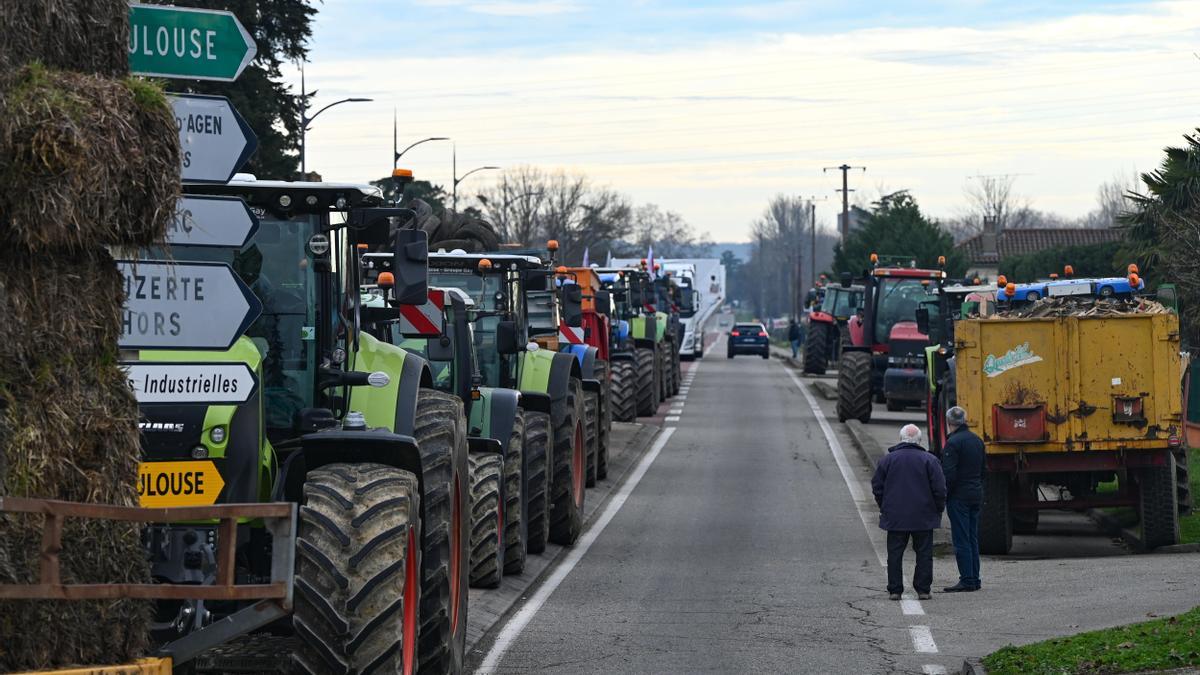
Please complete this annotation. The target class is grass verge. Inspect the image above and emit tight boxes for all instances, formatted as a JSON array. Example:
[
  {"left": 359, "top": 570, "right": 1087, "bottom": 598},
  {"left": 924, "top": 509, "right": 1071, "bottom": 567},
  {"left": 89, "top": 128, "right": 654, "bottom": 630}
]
[
  {"left": 983, "top": 605, "right": 1200, "bottom": 675},
  {"left": 1095, "top": 447, "right": 1200, "bottom": 545}
]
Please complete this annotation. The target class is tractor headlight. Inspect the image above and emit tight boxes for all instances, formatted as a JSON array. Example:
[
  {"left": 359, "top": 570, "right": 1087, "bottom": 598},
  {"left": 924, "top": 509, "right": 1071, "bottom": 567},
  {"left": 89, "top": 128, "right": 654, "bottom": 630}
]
[
  {"left": 210, "top": 426, "right": 226, "bottom": 444},
  {"left": 190, "top": 445, "right": 209, "bottom": 459}
]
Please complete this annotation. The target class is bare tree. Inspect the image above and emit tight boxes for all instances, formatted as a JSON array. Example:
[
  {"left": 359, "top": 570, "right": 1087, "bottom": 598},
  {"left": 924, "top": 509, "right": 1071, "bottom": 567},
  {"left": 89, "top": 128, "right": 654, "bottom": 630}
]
[
  {"left": 1084, "top": 171, "right": 1140, "bottom": 228},
  {"left": 621, "top": 204, "right": 713, "bottom": 258},
  {"left": 964, "top": 174, "right": 1030, "bottom": 232}
]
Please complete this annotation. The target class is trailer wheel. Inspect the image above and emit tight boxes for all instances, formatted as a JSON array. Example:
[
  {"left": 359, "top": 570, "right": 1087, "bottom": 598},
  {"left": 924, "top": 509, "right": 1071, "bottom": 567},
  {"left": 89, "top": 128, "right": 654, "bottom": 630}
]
[
  {"left": 804, "top": 323, "right": 829, "bottom": 374},
  {"left": 1139, "top": 453, "right": 1180, "bottom": 549},
  {"left": 468, "top": 453, "right": 504, "bottom": 588},
  {"left": 837, "top": 351, "right": 873, "bottom": 423},
  {"left": 522, "top": 410, "right": 552, "bottom": 555},
  {"left": 549, "top": 378, "right": 586, "bottom": 545},
  {"left": 609, "top": 359, "right": 638, "bottom": 423},
  {"left": 584, "top": 389, "right": 600, "bottom": 488},
  {"left": 980, "top": 472, "right": 1013, "bottom": 554},
  {"left": 414, "top": 389, "right": 469, "bottom": 675},
  {"left": 596, "top": 360, "right": 611, "bottom": 481},
  {"left": 503, "top": 410, "right": 526, "bottom": 575},
  {"left": 634, "top": 347, "right": 659, "bottom": 416},
  {"left": 294, "top": 463, "right": 421, "bottom": 675}
]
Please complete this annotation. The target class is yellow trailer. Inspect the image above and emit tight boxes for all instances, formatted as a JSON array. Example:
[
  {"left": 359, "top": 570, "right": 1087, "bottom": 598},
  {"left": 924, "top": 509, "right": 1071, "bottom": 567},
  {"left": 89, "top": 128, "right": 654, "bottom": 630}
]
[{"left": 955, "top": 311, "right": 1183, "bottom": 553}]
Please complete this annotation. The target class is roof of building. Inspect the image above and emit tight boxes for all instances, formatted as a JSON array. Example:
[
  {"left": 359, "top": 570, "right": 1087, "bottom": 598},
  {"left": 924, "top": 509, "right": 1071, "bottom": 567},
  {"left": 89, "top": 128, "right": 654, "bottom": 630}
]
[{"left": 957, "top": 228, "right": 1123, "bottom": 264}]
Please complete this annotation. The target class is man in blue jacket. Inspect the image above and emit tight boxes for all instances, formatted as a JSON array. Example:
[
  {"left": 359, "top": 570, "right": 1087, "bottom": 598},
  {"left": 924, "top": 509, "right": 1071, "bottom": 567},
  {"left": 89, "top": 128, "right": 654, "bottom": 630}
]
[
  {"left": 872, "top": 424, "right": 946, "bottom": 600},
  {"left": 941, "top": 406, "right": 986, "bottom": 592}
]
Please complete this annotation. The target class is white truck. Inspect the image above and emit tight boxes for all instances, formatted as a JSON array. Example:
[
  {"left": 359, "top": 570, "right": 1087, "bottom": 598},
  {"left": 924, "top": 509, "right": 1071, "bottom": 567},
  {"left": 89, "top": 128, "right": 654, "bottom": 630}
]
[{"left": 611, "top": 257, "right": 726, "bottom": 359}]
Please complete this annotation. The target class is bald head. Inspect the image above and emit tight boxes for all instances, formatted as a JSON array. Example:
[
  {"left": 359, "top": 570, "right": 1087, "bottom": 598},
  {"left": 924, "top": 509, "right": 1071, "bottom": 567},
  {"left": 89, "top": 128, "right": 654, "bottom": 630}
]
[{"left": 899, "top": 424, "right": 923, "bottom": 446}]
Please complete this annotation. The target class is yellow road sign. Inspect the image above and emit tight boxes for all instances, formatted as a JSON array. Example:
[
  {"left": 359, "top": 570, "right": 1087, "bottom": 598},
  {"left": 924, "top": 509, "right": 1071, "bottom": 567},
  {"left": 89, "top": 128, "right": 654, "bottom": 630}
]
[{"left": 138, "top": 460, "right": 224, "bottom": 507}]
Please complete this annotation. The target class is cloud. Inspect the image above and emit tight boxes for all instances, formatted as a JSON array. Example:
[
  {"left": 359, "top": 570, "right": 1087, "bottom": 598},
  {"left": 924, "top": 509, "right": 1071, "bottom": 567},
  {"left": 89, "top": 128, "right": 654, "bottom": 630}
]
[{"left": 413, "top": 0, "right": 583, "bottom": 16}]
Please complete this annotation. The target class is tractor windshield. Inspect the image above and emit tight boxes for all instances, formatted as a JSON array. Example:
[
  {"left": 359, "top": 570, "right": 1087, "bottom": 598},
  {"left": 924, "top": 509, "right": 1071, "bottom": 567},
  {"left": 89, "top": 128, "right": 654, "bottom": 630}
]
[
  {"left": 157, "top": 214, "right": 321, "bottom": 434},
  {"left": 429, "top": 270, "right": 508, "bottom": 387},
  {"left": 874, "top": 278, "right": 928, "bottom": 344},
  {"left": 821, "top": 288, "right": 860, "bottom": 319}
]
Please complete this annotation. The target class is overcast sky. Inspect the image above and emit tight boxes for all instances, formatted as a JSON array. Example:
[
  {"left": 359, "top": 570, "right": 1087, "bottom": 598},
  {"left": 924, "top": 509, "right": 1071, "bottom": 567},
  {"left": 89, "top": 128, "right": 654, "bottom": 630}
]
[{"left": 288, "top": 1, "right": 1200, "bottom": 242}]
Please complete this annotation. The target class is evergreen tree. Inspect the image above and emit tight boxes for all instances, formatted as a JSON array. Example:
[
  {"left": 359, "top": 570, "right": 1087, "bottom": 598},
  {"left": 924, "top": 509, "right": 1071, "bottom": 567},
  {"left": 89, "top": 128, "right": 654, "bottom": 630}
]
[{"left": 832, "top": 191, "right": 965, "bottom": 277}]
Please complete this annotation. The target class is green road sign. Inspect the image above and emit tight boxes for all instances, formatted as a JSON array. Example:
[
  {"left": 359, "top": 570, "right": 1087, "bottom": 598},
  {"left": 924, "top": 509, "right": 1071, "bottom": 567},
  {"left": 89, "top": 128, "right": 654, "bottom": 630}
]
[{"left": 128, "top": 4, "right": 257, "bottom": 81}]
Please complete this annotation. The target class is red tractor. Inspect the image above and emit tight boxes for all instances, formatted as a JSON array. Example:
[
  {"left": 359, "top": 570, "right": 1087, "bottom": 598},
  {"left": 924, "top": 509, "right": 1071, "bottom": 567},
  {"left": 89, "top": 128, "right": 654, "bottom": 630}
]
[
  {"left": 836, "top": 255, "right": 945, "bottom": 423},
  {"left": 803, "top": 282, "right": 864, "bottom": 375}
]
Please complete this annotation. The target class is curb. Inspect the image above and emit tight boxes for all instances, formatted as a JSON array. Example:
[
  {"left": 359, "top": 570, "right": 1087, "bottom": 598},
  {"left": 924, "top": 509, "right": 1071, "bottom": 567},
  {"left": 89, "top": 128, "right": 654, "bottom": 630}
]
[
  {"left": 811, "top": 380, "right": 838, "bottom": 401},
  {"left": 960, "top": 658, "right": 987, "bottom": 674},
  {"left": 845, "top": 419, "right": 885, "bottom": 468}
]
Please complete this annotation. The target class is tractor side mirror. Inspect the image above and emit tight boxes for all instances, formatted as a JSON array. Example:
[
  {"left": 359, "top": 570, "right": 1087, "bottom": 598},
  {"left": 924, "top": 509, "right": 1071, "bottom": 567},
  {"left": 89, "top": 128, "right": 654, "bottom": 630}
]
[
  {"left": 496, "top": 320, "right": 521, "bottom": 354},
  {"left": 560, "top": 284, "right": 583, "bottom": 328},
  {"left": 523, "top": 269, "right": 549, "bottom": 291},
  {"left": 915, "top": 307, "right": 931, "bottom": 336},
  {"left": 840, "top": 272, "right": 852, "bottom": 288},
  {"left": 426, "top": 335, "right": 454, "bottom": 362},
  {"left": 392, "top": 228, "right": 428, "bottom": 305},
  {"left": 628, "top": 281, "right": 645, "bottom": 307},
  {"left": 595, "top": 290, "right": 612, "bottom": 316}
]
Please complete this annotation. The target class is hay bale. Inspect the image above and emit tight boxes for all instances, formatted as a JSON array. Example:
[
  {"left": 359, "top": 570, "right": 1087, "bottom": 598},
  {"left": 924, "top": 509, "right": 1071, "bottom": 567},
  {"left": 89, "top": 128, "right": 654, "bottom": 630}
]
[
  {"left": 0, "top": 0, "right": 128, "bottom": 76},
  {"left": 0, "top": 64, "right": 179, "bottom": 252},
  {"left": 0, "top": 248, "right": 151, "bottom": 670}
]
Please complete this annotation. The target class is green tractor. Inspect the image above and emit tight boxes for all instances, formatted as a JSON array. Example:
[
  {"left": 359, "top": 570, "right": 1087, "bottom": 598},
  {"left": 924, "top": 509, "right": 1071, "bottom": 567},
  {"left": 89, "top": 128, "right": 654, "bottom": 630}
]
[
  {"left": 594, "top": 268, "right": 662, "bottom": 419},
  {"left": 362, "top": 273, "right": 531, "bottom": 586},
  {"left": 135, "top": 178, "right": 470, "bottom": 674},
  {"left": 627, "top": 268, "right": 674, "bottom": 415},
  {"left": 428, "top": 251, "right": 590, "bottom": 548},
  {"left": 653, "top": 273, "right": 684, "bottom": 398}
]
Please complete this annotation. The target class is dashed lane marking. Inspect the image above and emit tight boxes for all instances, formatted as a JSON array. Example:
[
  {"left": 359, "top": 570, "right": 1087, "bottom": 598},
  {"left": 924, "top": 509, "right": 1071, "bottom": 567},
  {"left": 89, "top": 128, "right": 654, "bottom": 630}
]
[
  {"left": 922, "top": 665, "right": 948, "bottom": 674},
  {"left": 910, "top": 626, "right": 939, "bottom": 654},
  {"left": 665, "top": 416, "right": 680, "bottom": 422},
  {"left": 900, "top": 598, "right": 925, "bottom": 616},
  {"left": 476, "top": 426, "right": 680, "bottom": 673}
]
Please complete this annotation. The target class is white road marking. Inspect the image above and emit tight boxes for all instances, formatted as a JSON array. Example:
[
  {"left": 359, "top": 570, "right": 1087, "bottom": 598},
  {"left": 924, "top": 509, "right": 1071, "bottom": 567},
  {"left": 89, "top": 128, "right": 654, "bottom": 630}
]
[
  {"left": 476, "top": 426, "right": 679, "bottom": 673},
  {"left": 900, "top": 598, "right": 925, "bottom": 615},
  {"left": 910, "top": 626, "right": 939, "bottom": 653},
  {"left": 784, "top": 367, "right": 885, "bottom": 567},
  {"left": 665, "top": 415, "right": 680, "bottom": 422},
  {"left": 922, "top": 665, "right": 948, "bottom": 674}
]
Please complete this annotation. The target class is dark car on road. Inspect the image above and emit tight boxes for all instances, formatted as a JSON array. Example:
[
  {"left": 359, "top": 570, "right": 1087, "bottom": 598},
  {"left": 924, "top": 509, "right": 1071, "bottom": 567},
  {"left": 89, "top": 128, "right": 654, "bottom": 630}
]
[{"left": 727, "top": 322, "right": 770, "bottom": 359}]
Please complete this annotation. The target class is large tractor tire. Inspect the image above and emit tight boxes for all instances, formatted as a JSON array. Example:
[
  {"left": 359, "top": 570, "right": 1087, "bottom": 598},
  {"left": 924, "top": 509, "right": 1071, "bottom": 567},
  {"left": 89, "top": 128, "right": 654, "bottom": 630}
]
[
  {"left": 294, "top": 463, "right": 422, "bottom": 675},
  {"left": 836, "top": 351, "right": 873, "bottom": 424},
  {"left": 549, "top": 378, "right": 586, "bottom": 545},
  {"left": 1139, "top": 453, "right": 1180, "bottom": 549},
  {"left": 609, "top": 358, "right": 637, "bottom": 423},
  {"left": 502, "top": 410, "right": 527, "bottom": 575},
  {"left": 803, "top": 322, "right": 829, "bottom": 374},
  {"left": 656, "top": 344, "right": 670, "bottom": 403},
  {"left": 584, "top": 388, "right": 600, "bottom": 488},
  {"left": 522, "top": 410, "right": 552, "bottom": 555},
  {"left": 596, "top": 360, "right": 612, "bottom": 481},
  {"left": 671, "top": 342, "right": 682, "bottom": 396},
  {"left": 414, "top": 389, "right": 469, "bottom": 675},
  {"left": 1012, "top": 482, "right": 1039, "bottom": 535},
  {"left": 980, "top": 472, "right": 1013, "bottom": 555},
  {"left": 467, "top": 453, "right": 504, "bottom": 588},
  {"left": 634, "top": 347, "right": 659, "bottom": 416}
]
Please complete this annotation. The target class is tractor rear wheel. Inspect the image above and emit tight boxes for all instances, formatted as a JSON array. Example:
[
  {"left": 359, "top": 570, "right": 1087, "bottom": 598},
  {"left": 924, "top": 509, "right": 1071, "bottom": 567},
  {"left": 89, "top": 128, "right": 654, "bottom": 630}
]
[
  {"left": 1139, "top": 453, "right": 1180, "bottom": 549},
  {"left": 980, "top": 472, "right": 1013, "bottom": 555},
  {"left": 503, "top": 410, "right": 526, "bottom": 575},
  {"left": 837, "top": 351, "right": 873, "bottom": 423},
  {"left": 609, "top": 358, "right": 637, "bottom": 423},
  {"left": 294, "top": 463, "right": 421, "bottom": 675},
  {"left": 671, "top": 342, "right": 682, "bottom": 395},
  {"left": 634, "top": 347, "right": 659, "bottom": 416},
  {"left": 804, "top": 323, "right": 829, "bottom": 374},
  {"left": 549, "top": 378, "right": 586, "bottom": 545},
  {"left": 522, "top": 410, "right": 551, "bottom": 555},
  {"left": 413, "top": 389, "right": 469, "bottom": 675},
  {"left": 596, "top": 360, "right": 611, "bottom": 481},
  {"left": 584, "top": 388, "right": 600, "bottom": 488},
  {"left": 468, "top": 453, "right": 504, "bottom": 588},
  {"left": 658, "top": 344, "right": 671, "bottom": 402}
]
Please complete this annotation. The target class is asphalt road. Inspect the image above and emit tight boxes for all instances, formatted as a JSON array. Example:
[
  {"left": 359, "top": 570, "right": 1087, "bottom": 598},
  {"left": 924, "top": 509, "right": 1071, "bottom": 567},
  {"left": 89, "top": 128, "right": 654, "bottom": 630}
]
[{"left": 471, "top": 328, "right": 1200, "bottom": 674}]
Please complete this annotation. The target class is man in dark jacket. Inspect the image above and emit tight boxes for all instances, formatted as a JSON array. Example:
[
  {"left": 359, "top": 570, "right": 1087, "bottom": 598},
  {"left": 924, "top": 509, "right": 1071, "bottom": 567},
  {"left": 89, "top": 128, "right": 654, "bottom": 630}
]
[
  {"left": 787, "top": 319, "right": 803, "bottom": 358},
  {"left": 941, "top": 406, "right": 986, "bottom": 592},
  {"left": 872, "top": 424, "right": 947, "bottom": 600}
]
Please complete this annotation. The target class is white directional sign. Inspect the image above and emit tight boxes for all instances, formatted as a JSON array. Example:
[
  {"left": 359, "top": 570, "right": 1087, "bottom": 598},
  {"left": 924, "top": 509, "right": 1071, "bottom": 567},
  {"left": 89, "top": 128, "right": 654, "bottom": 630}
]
[
  {"left": 168, "top": 195, "right": 258, "bottom": 248},
  {"left": 171, "top": 94, "right": 257, "bottom": 184},
  {"left": 118, "top": 260, "right": 262, "bottom": 350},
  {"left": 125, "top": 362, "right": 258, "bottom": 404}
]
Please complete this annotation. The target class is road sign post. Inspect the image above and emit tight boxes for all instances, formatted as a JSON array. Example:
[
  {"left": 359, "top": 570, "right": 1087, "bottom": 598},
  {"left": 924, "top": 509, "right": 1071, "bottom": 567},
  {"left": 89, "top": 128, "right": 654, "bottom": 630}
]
[
  {"left": 129, "top": 4, "right": 257, "bottom": 81},
  {"left": 171, "top": 95, "right": 257, "bottom": 184},
  {"left": 168, "top": 195, "right": 259, "bottom": 248},
  {"left": 118, "top": 260, "right": 262, "bottom": 350}
]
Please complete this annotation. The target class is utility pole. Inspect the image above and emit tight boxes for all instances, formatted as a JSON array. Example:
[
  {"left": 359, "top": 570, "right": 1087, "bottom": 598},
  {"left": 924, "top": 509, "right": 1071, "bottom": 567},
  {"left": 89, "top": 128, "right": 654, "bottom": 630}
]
[
  {"left": 823, "top": 164, "right": 866, "bottom": 242},
  {"left": 803, "top": 195, "right": 829, "bottom": 304}
]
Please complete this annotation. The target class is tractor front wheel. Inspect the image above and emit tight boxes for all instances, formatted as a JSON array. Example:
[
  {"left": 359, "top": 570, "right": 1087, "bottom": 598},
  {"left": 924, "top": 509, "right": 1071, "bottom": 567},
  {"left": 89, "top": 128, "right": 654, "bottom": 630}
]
[
  {"left": 634, "top": 347, "right": 659, "bottom": 416},
  {"left": 609, "top": 358, "right": 637, "bottom": 423},
  {"left": 836, "top": 351, "right": 873, "bottom": 423},
  {"left": 804, "top": 323, "right": 829, "bottom": 374},
  {"left": 522, "top": 410, "right": 552, "bottom": 555},
  {"left": 549, "top": 378, "right": 586, "bottom": 545},
  {"left": 468, "top": 453, "right": 504, "bottom": 588},
  {"left": 503, "top": 410, "right": 526, "bottom": 575}
]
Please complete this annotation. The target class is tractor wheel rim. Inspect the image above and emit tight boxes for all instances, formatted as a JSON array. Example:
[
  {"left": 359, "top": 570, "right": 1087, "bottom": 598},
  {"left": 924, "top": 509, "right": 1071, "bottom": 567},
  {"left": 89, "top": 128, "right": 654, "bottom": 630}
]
[
  {"left": 573, "top": 422, "right": 584, "bottom": 507},
  {"left": 449, "top": 474, "right": 462, "bottom": 634},
  {"left": 402, "top": 529, "right": 419, "bottom": 675}
]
